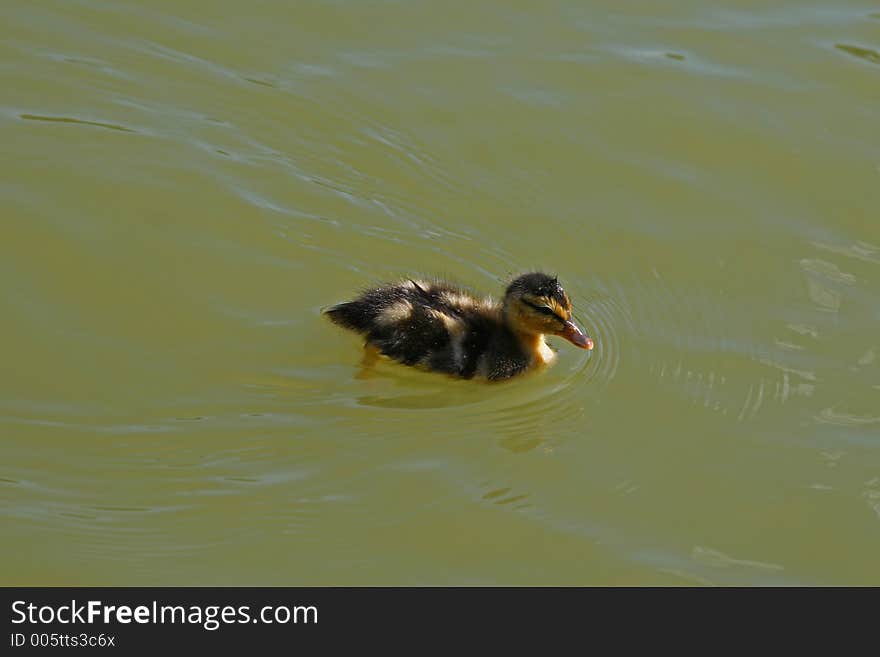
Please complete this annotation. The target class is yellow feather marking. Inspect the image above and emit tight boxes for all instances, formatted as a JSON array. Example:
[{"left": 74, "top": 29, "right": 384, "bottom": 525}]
[
  {"left": 429, "top": 309, "right": 464, "bottom": 335},
  {"left": 440, "top": 290, "right": 499, "bottom": 313},
  {"left": 440, "top": 291, "right": 475, "bottom": 309},
  {"left": 378, "top": 300, "right": 413, "bottom": 325},
  {"left": 549, "top": 298, "right": 570, "bottom": 320},
  {"left": 402, "top": 279, "right": 430, "bottom": 292}
]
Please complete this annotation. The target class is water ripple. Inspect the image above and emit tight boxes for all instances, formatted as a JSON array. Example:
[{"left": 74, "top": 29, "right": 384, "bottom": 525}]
[
  {"left": 19, "top": 113, "right": 138, "bottom": 133},
  {"left": 835, "top": 43, "right": 880, "bottom": 66}
]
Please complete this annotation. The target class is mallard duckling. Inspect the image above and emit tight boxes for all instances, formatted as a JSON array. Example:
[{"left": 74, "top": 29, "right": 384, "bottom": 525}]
[{"left": 324, "top": 272, "right": 593, "bottom": 381}]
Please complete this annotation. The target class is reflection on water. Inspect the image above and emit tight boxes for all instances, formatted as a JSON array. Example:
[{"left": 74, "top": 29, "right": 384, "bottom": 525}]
[{"left": 2, "top": 0, "right": 880, "bottom": 585}]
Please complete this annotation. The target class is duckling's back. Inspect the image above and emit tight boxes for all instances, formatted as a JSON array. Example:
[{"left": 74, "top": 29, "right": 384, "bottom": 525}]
[{"left": 325, "top": 279, "right": 503, "bottom": 378}]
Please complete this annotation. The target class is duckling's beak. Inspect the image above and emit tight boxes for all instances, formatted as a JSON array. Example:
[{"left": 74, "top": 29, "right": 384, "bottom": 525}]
[{"left": 559, "top": 320, "right": 594, "bottom": 350}]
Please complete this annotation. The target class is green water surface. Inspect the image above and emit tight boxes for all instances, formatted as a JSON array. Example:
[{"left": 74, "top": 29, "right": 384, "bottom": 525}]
[{"left": 2, "top": 1, "right": 880, "bottom": 585}]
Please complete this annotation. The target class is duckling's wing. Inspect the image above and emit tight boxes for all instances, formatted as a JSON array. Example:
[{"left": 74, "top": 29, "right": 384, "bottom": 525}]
[
  {"left": 326, "top": 280, "right": 500, "bottom": 376},
  {"left": 324, "top": 279, "right": 478, "bottom": 333}
]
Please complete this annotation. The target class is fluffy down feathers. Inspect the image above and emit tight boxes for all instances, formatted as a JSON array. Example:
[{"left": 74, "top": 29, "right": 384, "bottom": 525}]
[{"left": 325, "top": 273, "right": 591, "bottom": 381}]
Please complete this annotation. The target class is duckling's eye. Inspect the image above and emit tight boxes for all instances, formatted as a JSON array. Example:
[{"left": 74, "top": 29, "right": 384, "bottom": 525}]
[{"left": 523, "top": 299, "right": 557, "bottom": 317}]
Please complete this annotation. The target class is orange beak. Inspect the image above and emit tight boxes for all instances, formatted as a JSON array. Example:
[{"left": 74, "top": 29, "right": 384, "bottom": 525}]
[{"left": 559, "top": 320, "right": 594, "bottom": 350}]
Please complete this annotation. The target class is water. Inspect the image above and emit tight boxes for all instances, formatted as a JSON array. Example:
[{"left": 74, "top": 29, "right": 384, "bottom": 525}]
[{"left": 2, "top": 0, "right": 879, "bottom": 585}]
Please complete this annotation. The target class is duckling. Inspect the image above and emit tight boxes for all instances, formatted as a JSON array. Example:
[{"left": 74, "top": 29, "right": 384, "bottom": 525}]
[{"left": 324, "top": 272, "right": 593, "bottom": 381}]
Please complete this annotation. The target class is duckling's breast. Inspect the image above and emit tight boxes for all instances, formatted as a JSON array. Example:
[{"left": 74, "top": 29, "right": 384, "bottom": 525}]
[{"left": 536, "top": 338, "right": 556, "bottom": 365}]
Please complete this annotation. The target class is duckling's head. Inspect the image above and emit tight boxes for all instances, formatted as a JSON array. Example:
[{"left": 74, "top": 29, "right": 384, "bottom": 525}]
[{"left": 503, "top": 272, "right": 594, "bottom": 350}]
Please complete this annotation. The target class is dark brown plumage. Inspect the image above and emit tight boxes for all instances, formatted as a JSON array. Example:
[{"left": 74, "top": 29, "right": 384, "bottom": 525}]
[{"left": 324, "top": 272, "right": 593, "bottom": 381}]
